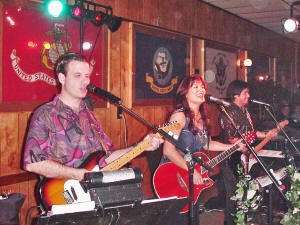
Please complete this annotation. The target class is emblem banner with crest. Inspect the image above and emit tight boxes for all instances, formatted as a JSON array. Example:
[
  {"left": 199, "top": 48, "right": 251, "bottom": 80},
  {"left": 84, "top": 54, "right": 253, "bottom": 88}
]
[
  {"left": 134, "top": 30, "right": 188, "bottom": 106},
  {"left": 2, "top": 5, "right": 102, "bottom": 104}
]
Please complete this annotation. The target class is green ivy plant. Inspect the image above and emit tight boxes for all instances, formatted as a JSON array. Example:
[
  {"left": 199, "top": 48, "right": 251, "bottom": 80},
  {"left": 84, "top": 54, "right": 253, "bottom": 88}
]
[
  {"left": 231, "top": 164, "right": 263, "bottom": 225},
  {"left": 280, "top": 165, "right": 300, "bottom": 225}
]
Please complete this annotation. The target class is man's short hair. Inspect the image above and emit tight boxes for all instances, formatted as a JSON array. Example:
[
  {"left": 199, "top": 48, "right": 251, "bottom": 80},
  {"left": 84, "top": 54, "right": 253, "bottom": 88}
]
[
  {"left": 227, "top": 80, "right": 249, "bottom": 101},
  {"left": 55, "top": 52, "right": 87, "bottom": 77}
]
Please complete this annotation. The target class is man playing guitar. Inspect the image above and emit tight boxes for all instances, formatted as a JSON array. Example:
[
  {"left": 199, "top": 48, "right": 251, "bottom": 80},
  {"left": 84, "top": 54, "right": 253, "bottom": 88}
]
[
  {"left": 23, "top": 53, "right": 163, "bottom": 210},
  {"left": 219, "top": 80, "right": 278, "bottom": 225}
]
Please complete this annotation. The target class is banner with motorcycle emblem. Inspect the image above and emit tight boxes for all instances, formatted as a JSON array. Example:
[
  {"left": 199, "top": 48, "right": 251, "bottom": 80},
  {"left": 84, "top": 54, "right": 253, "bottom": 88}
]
[{"left": 2, "top": 5, "right": 103, "bottom": 109}]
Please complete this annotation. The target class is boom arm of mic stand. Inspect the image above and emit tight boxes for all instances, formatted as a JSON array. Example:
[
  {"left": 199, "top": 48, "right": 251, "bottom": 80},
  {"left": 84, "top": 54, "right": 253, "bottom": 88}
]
[
  {"left": 264, "top": 106, "right": 300, "bottom": 157},
  {"left": 116, "top": 103, "right": 214, "bottom": 173},
  {"left": 220, "top": 106, "right": 287, "bottom": 201}
]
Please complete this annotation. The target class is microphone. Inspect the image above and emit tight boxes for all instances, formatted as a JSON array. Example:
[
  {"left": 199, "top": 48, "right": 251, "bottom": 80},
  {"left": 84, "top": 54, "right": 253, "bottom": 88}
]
[
  {"left": 205, "top": 95, "right": 230, "bottom": 107},
  {"left": 250, "top": 99, "right": 271, "bottom": 107},
  {"left": 87, "top": 84, "right": 122, "bottom": 105}
]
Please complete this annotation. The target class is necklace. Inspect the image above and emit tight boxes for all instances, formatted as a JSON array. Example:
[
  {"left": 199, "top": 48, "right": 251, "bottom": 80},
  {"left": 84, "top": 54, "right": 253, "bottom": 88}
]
[{"left": 197, "top": 129, "right": 206, "bottom": 144}]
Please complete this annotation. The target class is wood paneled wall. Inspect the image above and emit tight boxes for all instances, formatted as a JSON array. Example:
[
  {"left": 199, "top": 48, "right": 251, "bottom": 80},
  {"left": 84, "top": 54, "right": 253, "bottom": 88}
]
[{"left": 0, "top": 1, "right": 297, "bottom": 224}]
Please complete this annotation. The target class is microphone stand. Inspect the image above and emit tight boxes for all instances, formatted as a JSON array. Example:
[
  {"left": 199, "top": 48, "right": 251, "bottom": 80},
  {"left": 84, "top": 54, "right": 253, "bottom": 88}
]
[
  {"left": 256, "top": 105, "right": 299, "bottom": 225},
  {"left": 93, "top": 93, "right": 214, "bottom": 225},
  {"left": 220, "top": 106, "right": 287, "bottom": 203},
  {"left": 263, "top": 106, "right": 300, "bottom": 157}
]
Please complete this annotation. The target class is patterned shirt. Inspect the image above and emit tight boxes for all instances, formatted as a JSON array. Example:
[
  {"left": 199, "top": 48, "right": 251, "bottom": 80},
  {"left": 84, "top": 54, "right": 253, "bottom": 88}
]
[
  {"left": 23, "top": 95, "right": 115, "bottom": 169},
  {"left": 219, "top": 103, "right": 254, "bottom": 144},
  {"left": 219, "top": 103, "right": 254, "bottom": 169}
]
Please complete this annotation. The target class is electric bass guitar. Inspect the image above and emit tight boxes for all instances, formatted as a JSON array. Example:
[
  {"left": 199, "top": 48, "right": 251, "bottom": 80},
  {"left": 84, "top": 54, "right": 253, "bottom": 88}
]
[
  {"left": 153, "top": 131, "right": 256, "bottom": 213},
  {"left": 39, "top": 122, "right": 181, "bottom": 211},
  {"left": 241, "top": 120, "right": 289, "bottom": 172}
]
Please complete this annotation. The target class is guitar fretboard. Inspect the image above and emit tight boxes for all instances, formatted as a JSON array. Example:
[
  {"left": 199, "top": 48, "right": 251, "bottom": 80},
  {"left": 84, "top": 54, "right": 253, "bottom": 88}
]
[
  {"left": 100, "top": 122, "right": 180, "bottom": 172},
  {"left": 101, "top": 139, "right": 152, "bottom": 171},
  {"left": 202, "top": 141, "right": 242, "bottom": 173}
]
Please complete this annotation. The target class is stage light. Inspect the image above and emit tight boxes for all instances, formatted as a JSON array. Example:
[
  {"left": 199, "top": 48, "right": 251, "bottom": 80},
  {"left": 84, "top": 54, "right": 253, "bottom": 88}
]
[
  {"left": 281, "top": 1, "right": 300, "bottom": 33},
  {"left": 239, "top": 58, "right": 252, "bottom": 69},
  {"left": 87, "top": 9, "right": 122, "bottom": 32},
  {"left": 105, "top": 15, "right": 122, "bottom": 32},
  {"left": 45, "top": 0, "right": 64, "bottom": 17},
  {"left": 89, "top": 11, "right": 106, "bottom": 26},
  {"left": 83, "top": 42, "right": 92, "bottom": 50},
  {"left": 243, "top": 58, "right": 252, "bottom": 67},
  {"left": 283, "top": 18, "right": 299, "bottom": 33},
  {"left": 257, "top": 75, "right": 265, "bottom": 81},
  {"left": 72, "top": 5, "right": 83, "bottom": 18}
]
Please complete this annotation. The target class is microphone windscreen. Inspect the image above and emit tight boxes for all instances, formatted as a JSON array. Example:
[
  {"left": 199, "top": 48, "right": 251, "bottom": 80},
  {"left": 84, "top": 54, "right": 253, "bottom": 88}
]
[{"left": 87, "top": 84, "right": 95, "bottom": 93}]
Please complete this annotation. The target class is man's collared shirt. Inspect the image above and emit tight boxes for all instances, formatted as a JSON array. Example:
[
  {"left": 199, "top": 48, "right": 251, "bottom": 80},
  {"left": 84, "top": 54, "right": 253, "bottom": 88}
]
[{"left": 23, "top": 95, "right": 115, "bottom": 169}]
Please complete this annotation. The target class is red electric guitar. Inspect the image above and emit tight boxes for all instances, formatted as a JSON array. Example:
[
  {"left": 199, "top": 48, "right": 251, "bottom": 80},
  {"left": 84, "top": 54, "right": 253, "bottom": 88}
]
[
  {"left": 153, "top": 131, "right": 256, "bottom": 213},
  {"left": 39, "top": 122, "right": 181, "bottom": 211}
]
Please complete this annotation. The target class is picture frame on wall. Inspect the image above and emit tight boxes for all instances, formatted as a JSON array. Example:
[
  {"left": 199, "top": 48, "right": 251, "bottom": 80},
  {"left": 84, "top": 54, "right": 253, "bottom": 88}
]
[
  {"left": 1, "top": 5, "right": 108, "bottom": 111},
  {"left": 204, "top": 42, "right": 238, "bottom": 99},
  {"left": 132, "top": 24, "right": 190, "bottom": 106}
]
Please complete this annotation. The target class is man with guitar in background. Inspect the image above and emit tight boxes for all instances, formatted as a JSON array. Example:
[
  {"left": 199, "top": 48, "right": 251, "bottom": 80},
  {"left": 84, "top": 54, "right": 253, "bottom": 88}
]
[
  {"left": 218, "top": 80, "right": 279, "bottom": 225},
  {"left": 23, "top": 53, "right": 163, "bottom": 210}
]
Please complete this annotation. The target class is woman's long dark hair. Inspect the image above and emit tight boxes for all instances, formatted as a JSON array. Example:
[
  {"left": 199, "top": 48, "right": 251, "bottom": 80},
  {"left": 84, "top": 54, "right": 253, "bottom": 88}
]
[{"left": 174, "top": 74, "right": 209, "bottom": 135}]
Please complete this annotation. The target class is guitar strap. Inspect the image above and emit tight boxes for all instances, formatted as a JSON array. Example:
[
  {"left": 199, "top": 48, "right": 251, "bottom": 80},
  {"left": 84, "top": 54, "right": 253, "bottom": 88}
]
[
  {"left": 245, "top": 109, "right": 254, "bottom": 131},
  {"left": 91, "top": 123, "right": 110, "bottom": 154},
  {"left": 242, "top": 108, "right": 256, "bottom": 173},
  {"left": 87, "top": 110, "right": 110, "bottom": 155}
]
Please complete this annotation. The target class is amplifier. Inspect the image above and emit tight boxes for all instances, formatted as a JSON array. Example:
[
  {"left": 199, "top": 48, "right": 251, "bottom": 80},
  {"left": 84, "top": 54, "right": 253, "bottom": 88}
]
[{"left": 81, "top": 167, "right": 143, "bottom": 208}]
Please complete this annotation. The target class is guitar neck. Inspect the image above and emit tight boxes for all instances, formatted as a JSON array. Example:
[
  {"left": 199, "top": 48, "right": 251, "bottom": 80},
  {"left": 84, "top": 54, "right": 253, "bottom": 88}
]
[
  {"left": 99, "top": 122, "right": 180, "bottom": 172},
  {"left": 204, "top": 141, "right": 241, "bottom": 172},
  {"left": 253, "top": 135, "right": 273, "bottom": 153},
  {"left": 254, "top": 120, "right": 288, "bottom": 154},
  {"left": 100, "top": 138, "right": 152, "bottom": 172}
]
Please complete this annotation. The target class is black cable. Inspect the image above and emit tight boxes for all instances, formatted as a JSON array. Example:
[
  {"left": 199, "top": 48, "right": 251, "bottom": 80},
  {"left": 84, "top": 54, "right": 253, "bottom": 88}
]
[
  {"left": 26, "top": 205, "right": 41, "bottom": 225},
  {"left": 89, "top": 26, "right": 102, "bottom": 62}
]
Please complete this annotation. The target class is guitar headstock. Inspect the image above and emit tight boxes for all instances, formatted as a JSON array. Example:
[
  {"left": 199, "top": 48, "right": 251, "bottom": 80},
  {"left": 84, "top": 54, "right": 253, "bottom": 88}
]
[
  {"left": 158, "top": 121, "right": 181, "bottom": 134},
  {"left": 243, "top": 131, "right": 256, "bottom": 144},
  {"left": 277, "top": 120, "right": 289, "bottom": 129}
]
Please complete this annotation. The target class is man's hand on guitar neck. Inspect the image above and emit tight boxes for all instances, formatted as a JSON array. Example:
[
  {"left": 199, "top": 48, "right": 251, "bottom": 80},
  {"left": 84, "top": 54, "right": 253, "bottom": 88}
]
[{"left": 105, "top": 133, "right": 163, "bottom": 164}]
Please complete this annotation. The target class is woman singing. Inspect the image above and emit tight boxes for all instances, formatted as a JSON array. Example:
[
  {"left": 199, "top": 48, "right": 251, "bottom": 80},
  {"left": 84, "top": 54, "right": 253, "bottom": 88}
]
[{"left": 161, "top": 74, "right": 244, "bottom": 224}]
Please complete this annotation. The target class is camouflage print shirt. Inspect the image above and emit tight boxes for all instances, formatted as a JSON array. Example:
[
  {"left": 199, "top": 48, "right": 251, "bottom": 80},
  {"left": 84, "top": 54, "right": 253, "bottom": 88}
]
[{"left": 23, "top": 95, "right": 115, "bottom": 169}]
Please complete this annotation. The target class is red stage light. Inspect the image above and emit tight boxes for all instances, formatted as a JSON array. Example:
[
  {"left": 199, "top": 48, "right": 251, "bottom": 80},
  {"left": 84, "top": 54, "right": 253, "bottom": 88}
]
[
  {"left": 73, "top": 6, "right": 83, "bottom": 18},
  {"left": 95, "top": 13, "right": 102, "bottom": 22},
  {"left": 90, "top": 11, "right": 106, "bottom": 26},
  {"left": 258, "top": 75, "right": 265, "bottom": 81}
]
